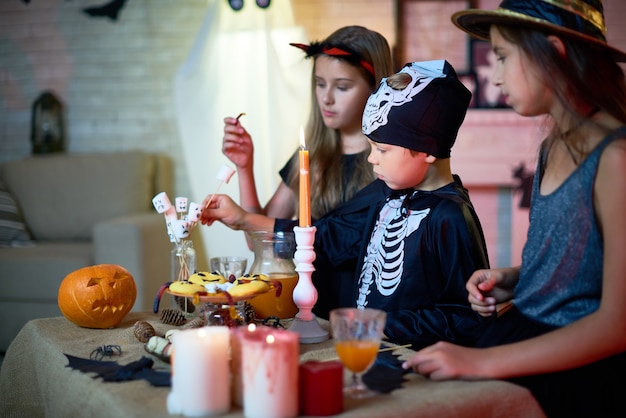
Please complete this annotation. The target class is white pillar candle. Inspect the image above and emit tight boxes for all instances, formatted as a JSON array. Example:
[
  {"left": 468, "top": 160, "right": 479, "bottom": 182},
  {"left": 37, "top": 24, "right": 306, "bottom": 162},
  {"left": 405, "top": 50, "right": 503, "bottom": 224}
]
[
  {"left": 167, "top": 326, "right": 231, "bottom": 417},
  {"left": 242, "top": 326, "right": 299, "bottom": 418}
]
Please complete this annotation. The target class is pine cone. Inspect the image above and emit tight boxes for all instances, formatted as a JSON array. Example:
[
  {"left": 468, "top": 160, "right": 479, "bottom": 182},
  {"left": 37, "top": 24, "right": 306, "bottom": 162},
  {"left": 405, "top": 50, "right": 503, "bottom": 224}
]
[
  {"left": 182, "top": 317, "right": 205, "bottom": 329},
  {"left": 174, "top": 296, "right": 196, "bottom": 313},
  {"left": 243, "top": 301, "right": 256, "bottom": 324},
  {"left": 160, "top": 308, "right": 187, "bottom": 326},
  {"left": 133, "top": 320, "right": 156, "bottom": 343}
]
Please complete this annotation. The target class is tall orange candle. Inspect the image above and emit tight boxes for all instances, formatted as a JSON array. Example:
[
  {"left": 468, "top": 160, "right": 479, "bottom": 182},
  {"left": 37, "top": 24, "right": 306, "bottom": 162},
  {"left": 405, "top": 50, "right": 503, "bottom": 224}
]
[{"left": 299, "top": 126, "right": 311, "bottom": 227}]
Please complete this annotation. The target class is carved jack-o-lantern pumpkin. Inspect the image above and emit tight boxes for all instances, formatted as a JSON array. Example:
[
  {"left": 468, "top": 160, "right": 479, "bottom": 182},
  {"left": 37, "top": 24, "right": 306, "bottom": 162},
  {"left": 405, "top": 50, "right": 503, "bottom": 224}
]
[{"left": 58, "top": 264, "right": 137, "bottom": 329}]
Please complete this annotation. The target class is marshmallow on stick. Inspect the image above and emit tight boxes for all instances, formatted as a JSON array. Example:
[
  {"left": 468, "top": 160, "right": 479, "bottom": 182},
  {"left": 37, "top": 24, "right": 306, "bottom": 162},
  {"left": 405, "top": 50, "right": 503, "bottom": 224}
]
[
  {"left": 153, "top": 192, "right": 194, "bottom": 242},
  {"left": 203, "top": 164, "right": 236, "bottom": 210},
  {"left": 152, "top": 192, "right": 181, "bottom": 242},
  {"left": 185, "top": 202, "right": 203, "bottom": 235},
  {"left": 186, "top": 202, "right": 202, "bottom": 222},
  {"left": 175, "top": 197, "right": 188, "bottom": 214},
  {"left": 199, "top": 111, "right": 242, "bottom": 212},
  {"left": 152, "top": 192, "right": 173, "bottom": 214}
]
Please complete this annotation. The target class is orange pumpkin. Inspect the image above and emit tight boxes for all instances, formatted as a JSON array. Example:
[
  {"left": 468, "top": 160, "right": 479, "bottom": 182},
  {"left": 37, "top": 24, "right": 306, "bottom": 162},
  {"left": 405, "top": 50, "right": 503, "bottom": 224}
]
[{"left": 58, "top": 264, "right": 137, "bottom": 329}]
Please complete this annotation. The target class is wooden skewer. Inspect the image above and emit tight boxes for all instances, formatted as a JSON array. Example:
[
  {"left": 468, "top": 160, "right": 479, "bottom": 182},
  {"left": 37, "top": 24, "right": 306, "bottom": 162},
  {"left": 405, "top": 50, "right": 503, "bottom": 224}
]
[
  {"left": 202, "top": 182, "right": 225, "bottom": 212},
  {"left": 377, "top": 343, "right": 412, "bottom": 353},
  {"left": 203, "top": 113, "right": 245, "bottom": 212},
  {"left": 323, "top": 343, "right": 412, "bottom": 362}
]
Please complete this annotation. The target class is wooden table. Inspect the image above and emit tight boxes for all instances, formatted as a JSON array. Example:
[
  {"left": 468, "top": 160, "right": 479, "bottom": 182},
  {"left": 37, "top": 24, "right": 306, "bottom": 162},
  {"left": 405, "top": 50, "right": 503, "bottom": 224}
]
[{"left": 0, "top": 312, "right": 545, "bottom": 417}]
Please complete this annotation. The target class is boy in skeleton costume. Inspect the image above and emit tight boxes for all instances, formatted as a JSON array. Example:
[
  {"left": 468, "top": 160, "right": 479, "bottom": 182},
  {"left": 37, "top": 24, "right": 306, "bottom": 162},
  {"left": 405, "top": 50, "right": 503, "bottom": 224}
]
[
  {"left": 319, "top": 59, "right": 489, "bottom": 347},
  {"left": 203, "top": 60, "right": 490, "bottom": 347}
]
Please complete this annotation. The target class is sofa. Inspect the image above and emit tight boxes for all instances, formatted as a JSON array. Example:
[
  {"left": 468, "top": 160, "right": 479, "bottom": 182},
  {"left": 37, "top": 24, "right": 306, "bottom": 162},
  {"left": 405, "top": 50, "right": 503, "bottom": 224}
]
[{"left": 0, "top": 151, "right": 175, "bottom": 351}]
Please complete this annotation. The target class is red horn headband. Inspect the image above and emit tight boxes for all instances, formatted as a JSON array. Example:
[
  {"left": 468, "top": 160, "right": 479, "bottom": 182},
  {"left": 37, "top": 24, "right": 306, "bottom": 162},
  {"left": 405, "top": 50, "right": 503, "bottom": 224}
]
[{"left": 290, "top": 42, "right": 375, "bottom": 78}]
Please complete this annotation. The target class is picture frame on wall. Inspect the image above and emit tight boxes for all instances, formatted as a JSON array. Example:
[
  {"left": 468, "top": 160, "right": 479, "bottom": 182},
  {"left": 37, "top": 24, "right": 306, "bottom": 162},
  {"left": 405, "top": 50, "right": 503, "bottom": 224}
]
[
  {"left": 393, "top": 0, "right": 508, "bottom": 109},
  {"left": 394, "top": 0, "right": 469, "bottom": 71},
  {"left": 457, "top": 72, "right": 478, "bottom": 108},
  {"left": 470, "top": 39, "right": 508, "bottom": 108}
]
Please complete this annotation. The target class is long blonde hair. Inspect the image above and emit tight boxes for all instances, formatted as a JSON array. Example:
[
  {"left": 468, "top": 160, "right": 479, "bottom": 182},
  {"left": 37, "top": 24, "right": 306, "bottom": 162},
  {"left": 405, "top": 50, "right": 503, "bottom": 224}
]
[{"left": 288, "top": 26, "right": 394, "bottom": 219}]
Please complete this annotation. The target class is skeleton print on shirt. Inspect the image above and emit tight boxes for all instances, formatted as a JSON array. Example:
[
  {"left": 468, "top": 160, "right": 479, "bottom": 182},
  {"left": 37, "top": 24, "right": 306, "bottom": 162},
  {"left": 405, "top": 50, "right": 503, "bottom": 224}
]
[{"left": 356, "top": 192, "right": 430, "bottom": 308}]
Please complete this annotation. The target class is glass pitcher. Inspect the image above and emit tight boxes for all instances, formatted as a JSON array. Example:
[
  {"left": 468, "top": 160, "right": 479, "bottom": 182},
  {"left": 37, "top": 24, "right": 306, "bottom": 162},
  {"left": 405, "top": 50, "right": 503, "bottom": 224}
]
[{"left": 247, "top": 231, "right": 299, "bottom": 320}]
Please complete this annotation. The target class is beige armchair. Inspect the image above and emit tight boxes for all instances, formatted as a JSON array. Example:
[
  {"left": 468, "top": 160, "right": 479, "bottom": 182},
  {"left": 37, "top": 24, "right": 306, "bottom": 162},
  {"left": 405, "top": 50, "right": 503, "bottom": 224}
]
[{"left": 0, "top": 151, "right": 175, "bottom": 351}]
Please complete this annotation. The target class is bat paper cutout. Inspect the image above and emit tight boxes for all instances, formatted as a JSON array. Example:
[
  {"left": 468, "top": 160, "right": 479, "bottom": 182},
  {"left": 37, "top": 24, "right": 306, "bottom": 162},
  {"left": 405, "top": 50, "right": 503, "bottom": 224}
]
[
  {"left": 362, "top": 350, "right": 411, "bottom": 393},
  {"left": 64, "top": 354, "right": 170, "bottom": 386},
  {"left": 83, "top": 0, "right": 129, "bottom": 21}
]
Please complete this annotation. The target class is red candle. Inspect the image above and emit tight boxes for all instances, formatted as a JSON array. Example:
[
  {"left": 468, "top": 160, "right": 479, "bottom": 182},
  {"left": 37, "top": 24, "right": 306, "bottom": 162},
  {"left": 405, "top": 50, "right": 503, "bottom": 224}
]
[
  {"left": 299, "top": 126, "right": 311, "bottom": 227},
  {"left": 299, "top": 360, "right": 344, "bottom": 416}
]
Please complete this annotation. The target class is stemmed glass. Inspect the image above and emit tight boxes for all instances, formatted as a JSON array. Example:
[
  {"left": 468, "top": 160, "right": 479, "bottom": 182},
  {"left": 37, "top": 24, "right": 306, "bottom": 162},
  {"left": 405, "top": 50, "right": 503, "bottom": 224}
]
[{"left": 330, "top": 307, "right": 387, "bottom": 398}]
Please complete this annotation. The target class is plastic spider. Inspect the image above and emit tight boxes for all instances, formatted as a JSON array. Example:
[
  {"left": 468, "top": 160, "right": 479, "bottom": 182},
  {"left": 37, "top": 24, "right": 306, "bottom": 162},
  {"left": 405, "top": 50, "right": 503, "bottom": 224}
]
[
  {"left": 90, "top": 344, "right": 122, "bottom": 361},
  {"left": 261, "top": 316, "right": 285, "bottom": 329}
]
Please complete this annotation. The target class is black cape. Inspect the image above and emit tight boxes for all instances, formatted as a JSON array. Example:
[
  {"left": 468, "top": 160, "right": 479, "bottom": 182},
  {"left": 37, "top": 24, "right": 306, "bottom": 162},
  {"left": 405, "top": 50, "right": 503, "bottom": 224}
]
[{"left": 275, "top": 176, "right": 489, "bottom": 349}]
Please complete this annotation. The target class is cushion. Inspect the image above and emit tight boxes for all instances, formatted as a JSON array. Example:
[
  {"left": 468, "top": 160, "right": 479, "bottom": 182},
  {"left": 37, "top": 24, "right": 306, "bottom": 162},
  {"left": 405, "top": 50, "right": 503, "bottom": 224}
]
[
  {"left": 0, "top": 242, "right": 94, "bottom": 299},
  {"left": 0, "top": 152, "right": 156, "bottom": 241},
  {"left": 0, "top": 178, "right": 33, "bottom": 246}
]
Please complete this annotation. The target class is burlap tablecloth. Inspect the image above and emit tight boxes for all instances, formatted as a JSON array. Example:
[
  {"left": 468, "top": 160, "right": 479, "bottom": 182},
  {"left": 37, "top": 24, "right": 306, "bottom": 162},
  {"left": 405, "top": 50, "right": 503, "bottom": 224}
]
[{"left": 0, "top": 312, "right": 545, "bottom": 418}]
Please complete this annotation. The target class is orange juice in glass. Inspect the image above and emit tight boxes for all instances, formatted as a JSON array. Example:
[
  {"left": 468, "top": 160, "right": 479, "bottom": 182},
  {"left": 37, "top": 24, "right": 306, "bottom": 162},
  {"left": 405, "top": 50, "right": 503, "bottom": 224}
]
[
  {"left": 334, "top": 340, "right": 379, "bottom": 373},
  {"left": 330, "top": 307, "right": 386, "bottom": 398}
]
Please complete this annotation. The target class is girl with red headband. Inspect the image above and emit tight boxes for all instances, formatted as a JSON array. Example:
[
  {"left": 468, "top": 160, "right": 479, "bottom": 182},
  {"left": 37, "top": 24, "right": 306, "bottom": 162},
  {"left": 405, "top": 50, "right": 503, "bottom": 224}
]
[{"left": 220, "top": 26, "right": 393, "bottom": 239}]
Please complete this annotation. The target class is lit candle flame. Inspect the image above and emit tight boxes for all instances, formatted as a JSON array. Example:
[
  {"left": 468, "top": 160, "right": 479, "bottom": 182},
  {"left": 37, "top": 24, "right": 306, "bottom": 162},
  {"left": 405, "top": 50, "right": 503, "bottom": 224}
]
[
  {"left": 247, "top": 323, "right": 256, "bottom": 332},
  {"left": 299, "top": 126, "right": 306, "bottom": 149},
  {"left": 266, "top": 334, "right": 275, "bottom": 344}
]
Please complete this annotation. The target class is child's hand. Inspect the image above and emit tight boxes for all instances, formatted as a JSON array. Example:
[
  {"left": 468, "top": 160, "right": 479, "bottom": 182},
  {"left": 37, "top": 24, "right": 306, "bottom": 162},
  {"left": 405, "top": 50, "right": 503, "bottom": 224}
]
[
  {"left": 200, "top": 194, "right": 246, "bottom": 230},
  {"left": 401, "top": 341, "right": 485, "bottom": 380},
  {"left": 222, "top": 116, "right": 253, "bottom": 170},
  {"left": 466, "top": 268, "right": 516, "bottom": 316}
]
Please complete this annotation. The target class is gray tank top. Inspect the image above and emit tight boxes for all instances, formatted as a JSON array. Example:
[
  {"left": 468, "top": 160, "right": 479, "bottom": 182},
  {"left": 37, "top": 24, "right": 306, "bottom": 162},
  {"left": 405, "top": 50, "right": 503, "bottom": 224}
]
[{"left": 514, "top": 128, "right": 626, "bottom": 327}]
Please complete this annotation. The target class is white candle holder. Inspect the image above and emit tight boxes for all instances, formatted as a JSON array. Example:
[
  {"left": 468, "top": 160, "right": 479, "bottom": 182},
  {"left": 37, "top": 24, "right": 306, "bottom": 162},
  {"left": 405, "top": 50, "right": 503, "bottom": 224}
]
[{"left": 288, "top": 225, "right": 329, "bottom": 343}]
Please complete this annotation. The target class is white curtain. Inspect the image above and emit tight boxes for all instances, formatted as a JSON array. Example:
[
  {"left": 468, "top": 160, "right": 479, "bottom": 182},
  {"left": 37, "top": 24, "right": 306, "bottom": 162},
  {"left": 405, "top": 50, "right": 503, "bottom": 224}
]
[{"left": 174, "top": 0, "right": 311, "bottom": 267}]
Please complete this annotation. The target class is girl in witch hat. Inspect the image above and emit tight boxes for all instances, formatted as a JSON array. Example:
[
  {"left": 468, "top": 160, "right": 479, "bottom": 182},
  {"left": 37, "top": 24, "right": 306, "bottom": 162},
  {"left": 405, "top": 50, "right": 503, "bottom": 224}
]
[{"left": 402, "top": 1, "right": 626, "bottom": 416}]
